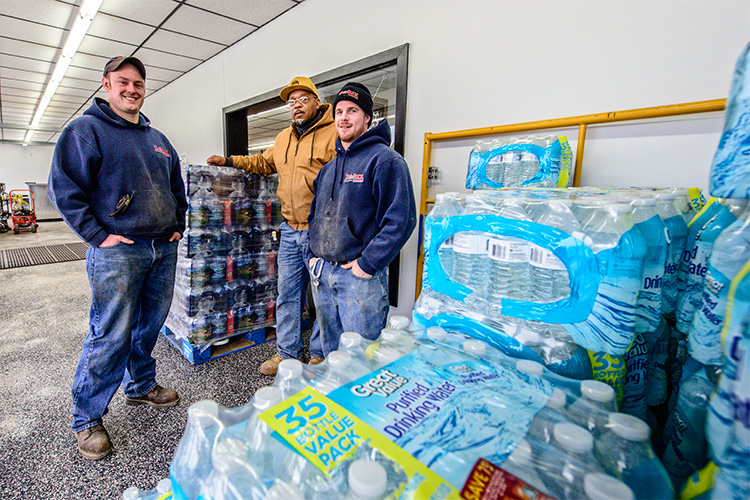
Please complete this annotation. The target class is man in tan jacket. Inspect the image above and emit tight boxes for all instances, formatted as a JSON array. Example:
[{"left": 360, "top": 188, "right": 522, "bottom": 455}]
[{"left": 207, "top": 76, "right": 336, "bottom": 375}]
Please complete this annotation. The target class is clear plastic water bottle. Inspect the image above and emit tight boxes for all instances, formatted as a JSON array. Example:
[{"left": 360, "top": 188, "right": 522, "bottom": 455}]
[
  {"left": 595, "top": 412, "right": 674, "bottom": 500},
  {"left": 656, "top": 192, "right": 689, "bottom": 315},
  {"left": 565, "top": 380, "right": 616, "bottom": 437},
  {"left": 520, "top": 151, "right": 540, "bottom": 185},
  {"left": 273, "top": 359, "right": 308, "bottom": 399},
  {"left": 345, "top": 459, "right": 388, "bottom": 500},
  {"left": 243, "top": 387, "right": 287, "bottom": 485},
  {"left": 530, "top": 200, "right": 582, "bottom": 303},
  {"left": 630, "top": 197, "right": 668, "bottom": 332},
  {"left": 452, "top": 197, "right": 494, "bottom": 300},
  {"left": 264, "top": 481, "right": 304, "bottom": 500},
  {"left": 675, "top": 199, "right": 747, "bottom": 334},
  {"left": 500, "top": 438, "right": 548, "bottom": 493},
  {"left": 527, "top": 388, "right": 568, "bottom": 444},
  {"left": 122, "top": 479, "right": 171, "bottom": 500},
  {"left": 502, "top": 150, "right": 523, "bottom": 187},
  {"left": 621, "top": 331, "right": 649, "bottom": 421},
  {"left": 689, "top": 207, "right": 750, "bottom": 366},
  {"left": 659, "top": 367, "right": 716, "bottom": 491},
  {"left": 541, "top": 423, "right": 603, "bottom": 500},
  {"left": 582, "top": 472, "right": 635, "bottom": 500},
  {"left": 170, "top": 400, "right": 222, "bottom": 500},
  {"left": 203, "top": 437, "right": 267, "bottom": 500},
  {"left": 486, "top": 151, "right": 505, "bottom": 185},
  {"left": 427, "top": 193, "right": 462, "bottom": 278},
  {"left": 388, "top": 315, "right": 411, "bottom": 332},
  {"left": 576, "top": 202, "right": 646, "bottom": 354},
  {"left": 644, "top": 318, "right": 670, "bottom": 408},
  {"left": 486, "top": 199, "right": 532, "bottom": 313},
  {"left": 314, "top": 351, "right": 367, "bottom": 395}
]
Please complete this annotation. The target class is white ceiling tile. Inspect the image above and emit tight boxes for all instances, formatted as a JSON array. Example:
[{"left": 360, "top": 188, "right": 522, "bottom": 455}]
[
  {"left": 0, "top": 16, "right": 66, "bottom": 47},
  {"left": 2, "top": 80, "right": 45, "bottom": 92},
  {"left": 0, "top": 0, "right": 76, "bottom": 29},
  {"left": 1, "top": 88, "right": 43, "bottom": 100},
  {"left": 186, "top": 0, "right": 297, "bottom": 27},
  {"left": 70, "top": 53, "right": 112, "bottom": 73},
  {"left": 0, "top": 54, "right": 53, "bottom": 75},
  {"left": 161, "top": 5, "right": 255, "bottom": 46},
  {"left": 133, "top": 47, "right": 200, "bottom": 73},
  {"left": 1, "top": 0, "right": 304, "bottom": 143},
  {"left": 0, "top": 37, "right": 59, "bottom": 61},
  {"left": 55, "top": 86, "right": 98, "bottom": 99},
  {"left": 3, "top": 129, "right": 27, "bottom": 141},
  {"left": 98, "top": 0, "right": 179, "bottom": 26},
  {"left": 58, "top": 76, "right": 103, "bottom": 92},
  {"left": 63, "top": 65, "right": 104, "bottom": 83},
  {"left": 87, "top": 13, "right": 156, "bottom": 45},
  {"left": 77, "top": 35, "right": 138, "bottom": 60},
  {"left": 143, "top": 29, "right": 226, "bottom": 61}
]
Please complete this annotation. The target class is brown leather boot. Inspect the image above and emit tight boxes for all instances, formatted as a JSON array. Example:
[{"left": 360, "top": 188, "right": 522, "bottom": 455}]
[
  {"left": 76, "top": 424, "right": 112, "bottom": 460},
  {"left": 308, "top": 357, "right": 325, "bottom": 366},
  {"left": 259, "top": 354, "right": 284, "bottom": 376},
  {"left": 124, "top": 385, "right": 180, "bottom": 408}
]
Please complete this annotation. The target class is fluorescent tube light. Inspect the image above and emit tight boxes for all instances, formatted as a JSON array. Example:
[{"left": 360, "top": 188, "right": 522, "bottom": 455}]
[{"left": 23, "top": 0, "right": 103, "bottom": 144}]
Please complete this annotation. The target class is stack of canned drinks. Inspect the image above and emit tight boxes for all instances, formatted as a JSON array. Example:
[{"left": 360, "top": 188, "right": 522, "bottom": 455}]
[{"left": 164, "top": 165, "right": 282, "bottom": 345}]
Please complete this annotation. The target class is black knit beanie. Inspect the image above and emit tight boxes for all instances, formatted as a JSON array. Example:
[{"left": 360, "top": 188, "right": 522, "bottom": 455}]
[{"left": 332, "top": 82, "right": 373, "bottom": 122}]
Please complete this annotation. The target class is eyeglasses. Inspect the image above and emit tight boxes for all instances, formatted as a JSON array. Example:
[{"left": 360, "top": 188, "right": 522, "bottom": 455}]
[{"left": 287, "top": 96, "right": 314, "bottom": 107}]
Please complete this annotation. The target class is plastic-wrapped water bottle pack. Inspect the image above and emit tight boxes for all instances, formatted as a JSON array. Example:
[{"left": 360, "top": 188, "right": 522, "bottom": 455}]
[
  {"left": 164, "top": 165, "right": 283, "bottom": 345},
  {"left": 466, "top": 135, "right": 573, "bottom": 190},
  {"left": 160, "top": 323, "right": 671, "bottom": 500}
]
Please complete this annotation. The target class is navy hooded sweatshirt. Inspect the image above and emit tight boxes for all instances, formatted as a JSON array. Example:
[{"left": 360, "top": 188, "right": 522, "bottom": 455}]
[
  {"left": 48, "top": 98, "right": 187, "bottom": 247},
  {"left": 307, "top": 119, "right": 417, "bottom": 275}
]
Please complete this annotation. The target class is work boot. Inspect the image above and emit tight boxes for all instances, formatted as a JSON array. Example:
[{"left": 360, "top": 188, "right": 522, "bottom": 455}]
[
  {"left": 259, "top": 354, "right": 285, "bottom": 376},
  {"left": 308, "top": 357, "right": 325, "bottom": 366},
  {"left": 124, "top": 385, "right": 180, "bottom": 408},
  {"left": 75, "top": 424, "right": 112, "bottom": 460}
]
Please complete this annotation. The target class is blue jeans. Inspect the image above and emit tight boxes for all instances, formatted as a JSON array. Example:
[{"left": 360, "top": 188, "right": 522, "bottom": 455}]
[
  {"left": 309, "top": 259, "right": 389, "bottom": 356},
  {"left": 276, "top": 223, "right": 322, "bottom": 360},
  {"left": 72, "top": 237, "right": 177, "bottom": 432}
]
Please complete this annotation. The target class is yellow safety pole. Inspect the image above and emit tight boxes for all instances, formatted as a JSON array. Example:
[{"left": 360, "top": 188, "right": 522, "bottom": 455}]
[
  {"left": 414, "top": 98, "right": 726, "bottom": 300},
  {"left": 572, "top": 123, "right": 587, "bottom": 188}
]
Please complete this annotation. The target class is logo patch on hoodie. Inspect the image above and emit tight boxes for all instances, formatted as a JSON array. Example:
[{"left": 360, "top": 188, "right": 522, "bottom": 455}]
[
  {"left": 153, "top": 145, "right": 170, "bottom": 157},
  {"left": 344, "top": 173, "right": 364, "bottom": 183}
]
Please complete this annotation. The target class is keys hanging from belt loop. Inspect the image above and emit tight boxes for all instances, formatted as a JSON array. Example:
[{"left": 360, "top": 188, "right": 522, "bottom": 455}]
[{"left": 310, "top": 258, "right": 324, "bottom": 293}]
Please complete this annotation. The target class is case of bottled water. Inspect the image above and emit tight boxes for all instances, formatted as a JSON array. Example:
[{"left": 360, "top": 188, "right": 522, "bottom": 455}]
[
  {"left": 709, "top": 40, "right": 750, "bottom": 200},
  {"left": 164, "top": 165, "right": 282, "bottom": 346},
  {"left": 163, "top": 327, "right": 673, "bottom": 500},
  {"left": 466, "top": 135, "right": 573, "bottom": 189}
]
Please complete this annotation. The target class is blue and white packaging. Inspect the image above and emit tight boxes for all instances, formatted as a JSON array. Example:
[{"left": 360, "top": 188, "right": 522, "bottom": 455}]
[
  {"left": 709, "top": 40, "right": 750, "bottom": 199},
  {"left": 689, "top": 208, "right": 750, "bottom": 366},
  {"left": 466, "top": 135, "right": 573, "bottom": 189},
  {"left": 675, "top": 199, "right": 744, "bottom": 334},
  {"left": 706, "top": 258, "right": 750, "bottom": 500}
]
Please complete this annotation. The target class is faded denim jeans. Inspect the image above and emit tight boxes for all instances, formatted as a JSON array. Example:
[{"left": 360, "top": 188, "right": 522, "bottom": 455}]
[
  {"left": 71, "top": 237, "right": 177, "bottom": 432},
  {"left": 309, "top": 259, "right": 389, "bottom": 356},
  {"left": 276, "top": 223, "right": 322, "bottom": 360}
]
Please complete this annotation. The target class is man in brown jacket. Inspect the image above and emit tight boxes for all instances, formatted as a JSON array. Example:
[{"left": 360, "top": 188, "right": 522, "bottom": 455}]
[{"left": 207, "top": 76, "right": 336, "bottom": 375}]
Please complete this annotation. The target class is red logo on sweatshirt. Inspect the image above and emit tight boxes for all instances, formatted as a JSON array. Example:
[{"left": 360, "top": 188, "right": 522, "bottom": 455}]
[
  {"left": 153, "top": 145, "right": 170, "bottom": 157},
  {"left": 344, "top": 173, "right": 364, "bottom": 183}
]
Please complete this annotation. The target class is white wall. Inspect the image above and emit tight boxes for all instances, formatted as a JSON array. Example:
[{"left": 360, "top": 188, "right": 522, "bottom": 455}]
[
  {"left": 0, "top": 143, "right": 55, "bottom": 192},
  {"left": 12, "top": 0, "right": 749, "bottom": 316}
]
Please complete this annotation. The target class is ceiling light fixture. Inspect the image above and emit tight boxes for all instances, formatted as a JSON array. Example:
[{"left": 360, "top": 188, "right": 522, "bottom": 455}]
[{"left": 23, "top": 0, "right": 103, "bottom": 144}]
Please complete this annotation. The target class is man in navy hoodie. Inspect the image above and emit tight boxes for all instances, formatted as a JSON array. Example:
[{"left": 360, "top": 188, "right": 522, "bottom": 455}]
[
  {"left": 306, "top": 82, "right": 416, "bottom": 354},
  {"left": 47, "top": 56, "right": 187, "bottom": 460}
]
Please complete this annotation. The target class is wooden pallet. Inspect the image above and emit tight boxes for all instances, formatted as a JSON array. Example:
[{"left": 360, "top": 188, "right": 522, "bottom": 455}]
[{"left": 161, "top": 324, "right": 276, "bottom": 365}]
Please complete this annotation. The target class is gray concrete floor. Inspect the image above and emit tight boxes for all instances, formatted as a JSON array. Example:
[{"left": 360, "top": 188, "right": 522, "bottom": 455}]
[
  {"left": 0, "top": 219, "right": 80, "bottom": 250},
  {"left": 0, "top": 224, "right": 294, "bottom": 499}
]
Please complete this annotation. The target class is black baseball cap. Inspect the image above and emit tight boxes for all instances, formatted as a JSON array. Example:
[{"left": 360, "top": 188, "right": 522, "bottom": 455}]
[{"left": 103, "top": 56, "right": 146, "bottom": 79}]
